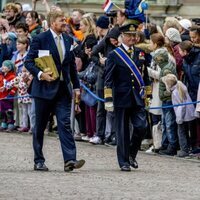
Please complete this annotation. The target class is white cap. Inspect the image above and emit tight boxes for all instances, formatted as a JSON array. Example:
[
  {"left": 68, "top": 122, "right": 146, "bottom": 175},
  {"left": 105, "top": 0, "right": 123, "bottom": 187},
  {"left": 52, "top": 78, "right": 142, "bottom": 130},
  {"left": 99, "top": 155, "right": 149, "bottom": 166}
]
[
  {"left": 165, "top": 28, "right": 182, "bottom": 43},
  {"left": 22, "top": 4, "right": 32, "bottom": 11},
  {"left": 179, "top": 19, "right": 192, "bottom": 31}
]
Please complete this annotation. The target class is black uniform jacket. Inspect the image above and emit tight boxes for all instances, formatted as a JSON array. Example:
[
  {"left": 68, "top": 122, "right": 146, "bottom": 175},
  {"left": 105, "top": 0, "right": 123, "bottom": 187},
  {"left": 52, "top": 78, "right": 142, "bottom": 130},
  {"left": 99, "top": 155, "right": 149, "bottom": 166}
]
[{"left": 104, "top": 45, "right": 150, "bottom": 108}]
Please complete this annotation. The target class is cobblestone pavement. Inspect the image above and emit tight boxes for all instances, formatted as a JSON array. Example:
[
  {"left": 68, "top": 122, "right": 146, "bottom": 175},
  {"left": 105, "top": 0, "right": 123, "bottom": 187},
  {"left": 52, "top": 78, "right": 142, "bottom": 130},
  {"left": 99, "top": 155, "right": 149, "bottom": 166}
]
[{"left": 0, "top": 132, "right": 200, "bottom": 200}]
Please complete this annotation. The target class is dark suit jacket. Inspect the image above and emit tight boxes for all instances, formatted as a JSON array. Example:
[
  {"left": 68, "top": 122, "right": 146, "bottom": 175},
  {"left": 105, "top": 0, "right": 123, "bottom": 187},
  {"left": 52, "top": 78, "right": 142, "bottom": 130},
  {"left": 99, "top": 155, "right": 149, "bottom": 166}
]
[
  {"left": 25, "top": 30, "right": 80, "bottom": 100},
  {"left": 104, "top": 45, "right": 150, "bottom": 108}
]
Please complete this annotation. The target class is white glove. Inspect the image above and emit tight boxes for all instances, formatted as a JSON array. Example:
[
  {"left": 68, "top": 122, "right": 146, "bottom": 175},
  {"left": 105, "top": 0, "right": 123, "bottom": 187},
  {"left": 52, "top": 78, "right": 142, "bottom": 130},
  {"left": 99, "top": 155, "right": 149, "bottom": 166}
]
[{"left": 105, "top": 102, "right": 114, "bottom": 112}]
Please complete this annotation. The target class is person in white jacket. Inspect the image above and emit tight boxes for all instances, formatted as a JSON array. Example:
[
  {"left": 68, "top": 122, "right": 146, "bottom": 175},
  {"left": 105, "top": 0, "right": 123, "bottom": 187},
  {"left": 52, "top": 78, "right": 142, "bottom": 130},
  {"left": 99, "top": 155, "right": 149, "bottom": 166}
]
[
  {"left": 162, "top": 74, "right": 196, "bottom": 157},
  {"left": 146, "top": 33, "right": 175, "bottom": 152}
]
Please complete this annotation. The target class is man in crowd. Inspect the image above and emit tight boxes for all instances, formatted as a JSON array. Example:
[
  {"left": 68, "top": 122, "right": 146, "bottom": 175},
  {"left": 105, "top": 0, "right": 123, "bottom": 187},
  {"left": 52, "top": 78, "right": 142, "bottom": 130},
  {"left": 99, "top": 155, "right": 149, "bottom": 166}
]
[
  {"left": 190, "top": 25, "right": 200, "bottom": 45},
  {"left": 66, "top": 9, "right": 85, "bottom": 42},
  {"left": 15, "top": 22, "right": 29, "bottom": 38},
  {"left": 25, "top": 10, "right": 85, "bottom": 172},
  {"left": 4, "top": 3, "right": 25, "bottom": 32},
  {"left": 104, "top": 23, "right": 150, "bottom": 171}
]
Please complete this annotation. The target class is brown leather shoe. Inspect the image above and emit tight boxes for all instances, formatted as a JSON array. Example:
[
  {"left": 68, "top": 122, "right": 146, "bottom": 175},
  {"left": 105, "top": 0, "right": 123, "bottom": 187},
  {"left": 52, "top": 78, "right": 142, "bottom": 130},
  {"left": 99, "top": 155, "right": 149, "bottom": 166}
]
[{"left": 64, "top": 159, "right": 85, "bottom": 172}]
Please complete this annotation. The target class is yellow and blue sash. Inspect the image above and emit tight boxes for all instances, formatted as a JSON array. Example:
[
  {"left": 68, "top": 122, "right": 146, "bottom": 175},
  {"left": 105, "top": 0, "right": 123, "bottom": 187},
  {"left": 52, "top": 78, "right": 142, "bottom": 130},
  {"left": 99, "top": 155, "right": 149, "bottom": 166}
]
[{"left": 114, "top": 47, "right": 145, "bottom": 98}]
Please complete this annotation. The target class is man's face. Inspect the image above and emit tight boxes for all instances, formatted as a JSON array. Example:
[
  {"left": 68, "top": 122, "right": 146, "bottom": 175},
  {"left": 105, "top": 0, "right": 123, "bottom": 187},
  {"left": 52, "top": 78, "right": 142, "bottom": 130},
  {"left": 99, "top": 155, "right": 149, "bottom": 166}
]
[
  {"left": 121, "top": 33, "right": 136, "bottom": 47},
  {"left": 96, "top": 27, "right": 103, "bottom": 37},
  {"left": 189, "top": 31, "right": 200, "bottom": 44},
  {"left": 52, "top": 16, "right": 66, "bottom": 34},
  {"left": 117, "top": 11, "right": 126, "bottom": 26},
  {"left": 109, "top": 38, "right": 118, "bottom": 47},
  {"left": 4, "top": 9, "right": 15, "bottom": 20},
  {"left": 16, "top": 28, "right": 28, "bottom": 37},
  {"left": 72, "top": 11, "right": 82, "bottom": 25}
]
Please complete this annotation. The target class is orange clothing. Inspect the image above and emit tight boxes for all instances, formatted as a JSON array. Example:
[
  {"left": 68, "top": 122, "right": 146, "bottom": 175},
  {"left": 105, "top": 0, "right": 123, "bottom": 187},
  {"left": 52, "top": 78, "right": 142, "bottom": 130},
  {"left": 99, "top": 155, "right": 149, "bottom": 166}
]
[{"left": 66, "top": 18, "right": 84, "bottom": 41}]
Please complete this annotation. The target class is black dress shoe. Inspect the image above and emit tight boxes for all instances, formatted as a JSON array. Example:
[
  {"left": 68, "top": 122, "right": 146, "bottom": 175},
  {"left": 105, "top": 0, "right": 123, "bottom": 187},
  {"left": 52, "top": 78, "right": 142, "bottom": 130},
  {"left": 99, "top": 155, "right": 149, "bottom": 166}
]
[
  {"left": 129, "top": 156, "right": 138, "bottom": 169},
  {"left": 121, "top": 165, "right": 131, "bottom": 172},
  {"left": 34, "top": 163, "right": 49, "bottom": 171},
  {"left": 64, "top": 159, "right": 85, "bottom": 172},
  {"left": 159, "top": 149, "right": 177, "bottom": 156}
]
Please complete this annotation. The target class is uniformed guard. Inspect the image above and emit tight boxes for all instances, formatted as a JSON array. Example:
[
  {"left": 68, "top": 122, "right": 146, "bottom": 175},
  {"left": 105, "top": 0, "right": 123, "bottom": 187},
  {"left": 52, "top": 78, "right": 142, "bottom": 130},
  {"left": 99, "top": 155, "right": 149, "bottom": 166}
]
[{"left": 104, "top": 23, "right": 151, "bottom": 171}]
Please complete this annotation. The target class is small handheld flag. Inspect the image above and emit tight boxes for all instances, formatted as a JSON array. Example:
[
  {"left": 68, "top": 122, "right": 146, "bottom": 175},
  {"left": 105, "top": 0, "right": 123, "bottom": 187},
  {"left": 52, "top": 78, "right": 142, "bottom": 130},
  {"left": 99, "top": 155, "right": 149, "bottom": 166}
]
[
  {"left": 102, "top": 0, "right": 114, "bottom": 13},
  {"left": 135, "top": 0, "right": 149, "bottom": 15}
]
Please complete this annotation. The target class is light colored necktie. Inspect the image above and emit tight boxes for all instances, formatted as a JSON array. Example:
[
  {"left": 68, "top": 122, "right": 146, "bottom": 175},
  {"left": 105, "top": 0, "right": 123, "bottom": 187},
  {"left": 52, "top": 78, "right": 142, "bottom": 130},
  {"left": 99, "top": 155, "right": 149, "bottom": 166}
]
[
  {"left": 57, "top": 35, "right": 64, "bottom": 80},
  {"left": 57, "top": 35, "right": 63, "bottom": 62}
]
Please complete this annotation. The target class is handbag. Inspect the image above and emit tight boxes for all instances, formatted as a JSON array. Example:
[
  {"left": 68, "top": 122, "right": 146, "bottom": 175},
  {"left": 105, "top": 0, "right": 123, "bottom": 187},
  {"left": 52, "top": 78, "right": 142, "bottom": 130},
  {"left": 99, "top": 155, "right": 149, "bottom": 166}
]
[
  {"left": 152, "top": 121, "right": 162, "bottom": 149},
  {"left": 78, "top": 61, "right": 97, "bottom": 85},
  {"left": 81, "top": 88, "right": 97, "bottom": 107}
]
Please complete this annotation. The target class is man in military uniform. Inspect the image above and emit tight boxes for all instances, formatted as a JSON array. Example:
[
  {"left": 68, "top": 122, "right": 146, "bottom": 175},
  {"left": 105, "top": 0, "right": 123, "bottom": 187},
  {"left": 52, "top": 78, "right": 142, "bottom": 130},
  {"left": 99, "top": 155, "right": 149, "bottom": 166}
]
[{"left": 104, "top": 23, "right": 150, "bottom": 171}]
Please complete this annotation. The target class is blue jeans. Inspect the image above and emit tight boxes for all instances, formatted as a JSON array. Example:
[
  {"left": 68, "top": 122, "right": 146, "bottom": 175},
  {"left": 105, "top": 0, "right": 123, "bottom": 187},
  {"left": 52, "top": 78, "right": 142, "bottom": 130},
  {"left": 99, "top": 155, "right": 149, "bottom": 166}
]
[
  {"left": 161, "top": 101, "right": 177, "bottom": 150},
  {"left": 178, "top": 122, "right": 189, "bottom": 152}
]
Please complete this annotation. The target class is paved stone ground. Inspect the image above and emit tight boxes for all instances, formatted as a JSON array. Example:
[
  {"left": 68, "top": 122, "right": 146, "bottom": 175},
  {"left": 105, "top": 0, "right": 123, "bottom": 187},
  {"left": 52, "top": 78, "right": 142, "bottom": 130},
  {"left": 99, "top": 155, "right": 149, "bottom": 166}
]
[{"left": 0, "top": 132, "right": 200, "bottom": 200}]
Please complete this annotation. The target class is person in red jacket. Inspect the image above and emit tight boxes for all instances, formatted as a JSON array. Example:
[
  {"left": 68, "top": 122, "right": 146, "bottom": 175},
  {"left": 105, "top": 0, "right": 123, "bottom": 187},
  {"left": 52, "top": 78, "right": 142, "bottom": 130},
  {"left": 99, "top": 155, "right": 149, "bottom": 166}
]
[{"left": 0, "top": 60, "right": 17, "bottom": 131}]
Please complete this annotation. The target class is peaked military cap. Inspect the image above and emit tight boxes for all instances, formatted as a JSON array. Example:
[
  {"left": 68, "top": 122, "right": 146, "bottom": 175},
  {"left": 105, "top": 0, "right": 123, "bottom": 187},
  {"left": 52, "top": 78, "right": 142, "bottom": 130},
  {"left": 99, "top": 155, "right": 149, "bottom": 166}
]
[{"left": 119, "top": 23, "right": 138, "bottom": 34}]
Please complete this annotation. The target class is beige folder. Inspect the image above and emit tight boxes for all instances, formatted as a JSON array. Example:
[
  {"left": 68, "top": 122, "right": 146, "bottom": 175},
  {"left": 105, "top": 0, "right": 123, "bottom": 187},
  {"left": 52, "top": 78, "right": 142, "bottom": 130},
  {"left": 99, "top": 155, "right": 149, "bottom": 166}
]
[{"left": 34, "top": 55, "right": 59, "bottom": 80}]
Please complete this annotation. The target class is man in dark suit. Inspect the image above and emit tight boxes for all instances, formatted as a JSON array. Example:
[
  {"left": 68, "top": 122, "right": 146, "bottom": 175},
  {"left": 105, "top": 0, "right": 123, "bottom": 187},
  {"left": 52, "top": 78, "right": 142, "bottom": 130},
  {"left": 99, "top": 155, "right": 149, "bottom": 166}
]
[
  {"left": 104, "top": 23, "right": 150, "bottom": 171},
  {"left": 25, "top": 10, "right": 85, "bottom": 172}
]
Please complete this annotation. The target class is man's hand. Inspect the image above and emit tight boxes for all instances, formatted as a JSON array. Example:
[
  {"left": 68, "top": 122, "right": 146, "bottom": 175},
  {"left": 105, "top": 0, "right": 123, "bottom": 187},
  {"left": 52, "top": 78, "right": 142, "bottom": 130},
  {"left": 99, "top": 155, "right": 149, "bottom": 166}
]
[
  {"left": 99, "top": 53, "right": 107, "bottom": 65},
  {"left": 74, "top": 89, "right": 81, "bottom": 104},
  {"left": 1, "top": 32, "right": 8, "bottom": 43},
  {"left": 85, "top": 47, "right": 92, "bottom": 58},
  {"left": 105, "top": 102, "right": 114, "bottom": 112},
  {"left": 40, "top": 72, "right": 55, "bottom": 82}
]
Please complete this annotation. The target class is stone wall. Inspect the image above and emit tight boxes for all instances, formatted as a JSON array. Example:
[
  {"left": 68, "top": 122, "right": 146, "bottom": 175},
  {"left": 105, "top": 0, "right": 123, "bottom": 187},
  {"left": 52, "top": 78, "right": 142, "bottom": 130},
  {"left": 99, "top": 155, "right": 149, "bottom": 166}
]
[{"left": 2, "top": 0, "right": 200, "bottom": 19}]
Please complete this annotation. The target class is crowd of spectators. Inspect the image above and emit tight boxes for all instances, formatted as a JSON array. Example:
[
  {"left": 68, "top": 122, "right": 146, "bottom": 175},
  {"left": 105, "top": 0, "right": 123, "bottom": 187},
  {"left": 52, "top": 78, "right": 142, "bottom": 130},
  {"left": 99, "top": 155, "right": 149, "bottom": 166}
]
[{"left": 0, "top": 0, "right": 199, "bottom": 159}]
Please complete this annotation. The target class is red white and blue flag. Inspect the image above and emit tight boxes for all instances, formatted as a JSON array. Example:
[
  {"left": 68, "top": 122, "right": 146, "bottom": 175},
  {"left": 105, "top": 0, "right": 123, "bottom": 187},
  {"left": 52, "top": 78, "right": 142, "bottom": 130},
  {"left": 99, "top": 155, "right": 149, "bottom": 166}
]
[{"left": 102, "top": 0, "right": 114, "bottom": 13}]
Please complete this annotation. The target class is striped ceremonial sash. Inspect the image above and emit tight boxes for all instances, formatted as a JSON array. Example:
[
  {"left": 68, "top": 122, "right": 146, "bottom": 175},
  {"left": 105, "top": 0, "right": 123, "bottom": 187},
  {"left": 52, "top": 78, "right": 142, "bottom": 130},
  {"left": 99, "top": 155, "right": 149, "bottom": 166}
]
[{"left": 114, "top": 47, "right": 145, "bottom": 98}]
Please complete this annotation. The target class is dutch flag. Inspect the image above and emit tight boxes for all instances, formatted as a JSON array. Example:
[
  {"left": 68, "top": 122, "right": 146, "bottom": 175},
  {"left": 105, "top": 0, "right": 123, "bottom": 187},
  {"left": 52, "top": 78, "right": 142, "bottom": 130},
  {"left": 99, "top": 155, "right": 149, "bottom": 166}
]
[{"left": 102, "top": 0, "right": 114, "bottom": 13}]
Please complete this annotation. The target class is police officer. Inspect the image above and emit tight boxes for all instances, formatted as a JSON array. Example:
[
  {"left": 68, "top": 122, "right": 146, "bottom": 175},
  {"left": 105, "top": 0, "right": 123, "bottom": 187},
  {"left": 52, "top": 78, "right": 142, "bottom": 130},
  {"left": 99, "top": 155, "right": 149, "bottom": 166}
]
[{"left": 104, "top": 23, "right": 150, "bottom": 171}]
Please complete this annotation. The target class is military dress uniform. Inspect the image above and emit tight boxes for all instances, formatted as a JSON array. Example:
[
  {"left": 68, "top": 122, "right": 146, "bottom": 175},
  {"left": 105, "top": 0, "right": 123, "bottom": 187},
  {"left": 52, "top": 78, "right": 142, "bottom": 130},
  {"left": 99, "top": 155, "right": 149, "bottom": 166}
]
[{"left": 104, "top": 24, "right": 150, "bottom": 170}]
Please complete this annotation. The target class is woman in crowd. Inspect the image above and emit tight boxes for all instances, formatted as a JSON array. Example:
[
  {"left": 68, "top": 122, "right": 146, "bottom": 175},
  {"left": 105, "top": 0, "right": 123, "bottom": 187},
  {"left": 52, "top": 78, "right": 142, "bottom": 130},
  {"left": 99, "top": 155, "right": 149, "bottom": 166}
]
[
  {"left": 74, "top": 16, "right": 98, "bottom": 141},
  {"left": 25, "top": 11, "right": 43, "bottom": 38},
  {"left": 146, "top": 33, "right": 164, "bottom": 152}
]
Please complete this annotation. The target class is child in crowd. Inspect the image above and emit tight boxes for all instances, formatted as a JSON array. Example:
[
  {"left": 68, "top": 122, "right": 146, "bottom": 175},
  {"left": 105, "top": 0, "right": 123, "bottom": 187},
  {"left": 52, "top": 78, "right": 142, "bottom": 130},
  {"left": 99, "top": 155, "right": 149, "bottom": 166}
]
[
  {"left": 162, "top": 74, "right": 196, "bottom": 157},
  {"left": 178, "top": 40, "right": 200, "bottom": 153},
  {"left": 153, "top": 48, "right": 178, "bottom": 156},
  {"left": 11, "top": 36, "right": 29, "bottom": 130},
  {"left": 12, "top": 36, "right": 29, "bottom": 74},
  {"left": 0, "top": 60, "right": 17, "bottom": 131},
  {"left": 5, "top": 66, "right": 33, "bottom": 132}
]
